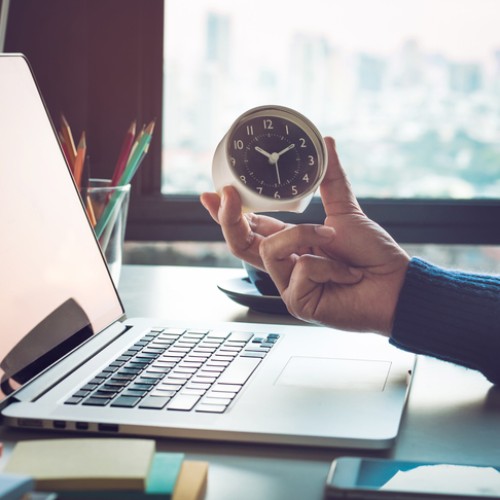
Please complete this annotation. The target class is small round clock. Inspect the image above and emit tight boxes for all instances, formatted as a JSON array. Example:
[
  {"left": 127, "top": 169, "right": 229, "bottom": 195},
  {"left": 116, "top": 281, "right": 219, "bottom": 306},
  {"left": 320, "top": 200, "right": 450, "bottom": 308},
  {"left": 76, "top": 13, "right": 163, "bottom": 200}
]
[{"left": 212, "top": 105, "right": 327, "bottom": 212}]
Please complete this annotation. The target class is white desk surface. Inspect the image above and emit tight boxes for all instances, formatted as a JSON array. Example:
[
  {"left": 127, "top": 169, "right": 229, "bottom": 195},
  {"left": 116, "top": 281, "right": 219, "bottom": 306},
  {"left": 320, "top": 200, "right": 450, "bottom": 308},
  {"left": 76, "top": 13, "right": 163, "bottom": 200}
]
[{"left": 2, "top": 264, "right": 500, "bottom": 500}]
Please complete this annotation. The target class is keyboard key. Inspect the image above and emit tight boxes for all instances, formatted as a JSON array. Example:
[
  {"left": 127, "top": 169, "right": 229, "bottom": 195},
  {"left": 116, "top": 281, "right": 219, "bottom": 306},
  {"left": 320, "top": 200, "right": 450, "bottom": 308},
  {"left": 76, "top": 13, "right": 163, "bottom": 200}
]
[
  {"left": 65, "top": 396, "right": 83, "bottom": 405},
  {"left": 196, "top": 404, "right": 227, "bottom": 413},
  {"left": 138, "top": 396, "right": 171, "bottom": 409},
  {"left": 184, "top": 356, "right": 208, "bottom": 363},
  {"left": 207, "top": 331, "right": 229, "bottom": 339},
  {"left": 207, "top": 390, "right": 236, "bottom": 399},
  {"left": 83, "top": 397, "right": 110, "bottom": 406},
  {"left": 228, "top": 332, "right": 254, "bottom": 342},
  {"left": 218, "top": 346, "right": 242, "bottom": 353},
  {"left": 158, "top": 383, "right": 183, "bottom": 392},
  {"left": 202, "top": 397, "right": 232, "bottom": 406},
  {"left": 151, "top": 389, "right": 177, "bottom": 397},
  {"left": 217, "top": 357, "right": 261, "bottom": 385},
  {"left": 110, "top": 395, "right": 141, "bottom": 408},
  {"left": 186, "top": 382, "right": 211, "bottom": 391},
  {"left": 180, "top": 388, "right": 206, "bottom": 396},
  {"left": 123, "top": 389, "right": 148, "bottom": 398},
  {"left": 191, "top": 375, "right": 217, "bottom": 384},
  {"left": 74, "top": 390, "right": 91, "bottom": 398},
  {"left": 201, "top": 365, "right": 226, "bottom": 373},
  {"left": 240, "top": 351, "right": 267, "bottom": 358},
  {"left": 210, "top": 355, "right": 235, "bottom": 362},
  {"left": 167, "top": 394, "right": 201, "bottom": 411},
  {"left": 211, "top": 384, "right": 242, "bottom": 393}
]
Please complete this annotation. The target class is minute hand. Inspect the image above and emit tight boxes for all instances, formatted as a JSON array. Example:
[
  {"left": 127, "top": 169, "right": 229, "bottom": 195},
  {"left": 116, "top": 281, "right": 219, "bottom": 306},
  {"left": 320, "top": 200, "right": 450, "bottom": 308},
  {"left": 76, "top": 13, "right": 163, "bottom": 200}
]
[{"left": 276, "top": 143, "right": 295, "bottom": 158}]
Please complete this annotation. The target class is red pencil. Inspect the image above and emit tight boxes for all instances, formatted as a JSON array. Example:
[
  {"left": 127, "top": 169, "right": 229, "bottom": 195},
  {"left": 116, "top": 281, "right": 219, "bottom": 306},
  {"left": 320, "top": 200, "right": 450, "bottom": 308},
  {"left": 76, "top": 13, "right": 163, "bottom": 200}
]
[{"left": 111, "top": 120, "right": 137, "bottom": 186}]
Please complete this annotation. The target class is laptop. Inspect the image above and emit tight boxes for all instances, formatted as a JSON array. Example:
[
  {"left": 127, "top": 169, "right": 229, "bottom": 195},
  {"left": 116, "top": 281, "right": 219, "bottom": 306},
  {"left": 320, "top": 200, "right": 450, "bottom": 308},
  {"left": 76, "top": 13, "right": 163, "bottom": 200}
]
[{"left": 0, "top": 54, "right": 415, "bottom": 450}]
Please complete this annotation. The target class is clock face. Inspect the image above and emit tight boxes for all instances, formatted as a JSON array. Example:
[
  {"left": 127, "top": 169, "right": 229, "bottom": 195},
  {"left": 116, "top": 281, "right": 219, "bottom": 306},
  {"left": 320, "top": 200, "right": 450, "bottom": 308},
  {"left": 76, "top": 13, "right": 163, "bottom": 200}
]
[{"left": 227, "top": 111, "right": 324, "bottom": 200}]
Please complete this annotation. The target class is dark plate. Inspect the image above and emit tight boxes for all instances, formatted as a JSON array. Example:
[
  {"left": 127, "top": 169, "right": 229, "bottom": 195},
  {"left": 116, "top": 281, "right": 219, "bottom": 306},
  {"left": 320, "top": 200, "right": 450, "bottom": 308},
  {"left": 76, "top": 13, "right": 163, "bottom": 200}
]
[{"left": 217, "top": 276, "right": 289, "bottom": 315}]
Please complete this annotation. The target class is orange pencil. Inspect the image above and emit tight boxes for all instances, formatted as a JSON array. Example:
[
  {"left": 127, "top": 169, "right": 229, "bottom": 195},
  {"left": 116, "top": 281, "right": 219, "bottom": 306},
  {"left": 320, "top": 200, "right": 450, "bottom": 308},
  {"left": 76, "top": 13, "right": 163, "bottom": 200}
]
[
  {"left": 73, "top": 131, "right": 87, "bottom": 189},
  {"left": 111, "top": 120, "right": 137, "bottom": 186},
  {"left": 58, "top": 131, "right": 73, "bottom": 171},
  {"left": 85, "top": 195, "right": 97, "bottom": 227},
  {"left": 60, "top": 114, "right": 77, "bottom": 168}
]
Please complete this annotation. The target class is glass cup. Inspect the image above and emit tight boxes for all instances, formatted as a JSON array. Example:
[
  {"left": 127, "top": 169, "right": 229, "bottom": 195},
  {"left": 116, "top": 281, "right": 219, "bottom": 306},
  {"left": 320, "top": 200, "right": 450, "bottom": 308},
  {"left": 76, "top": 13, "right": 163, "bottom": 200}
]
[{"left": 85, "top": 179, "right": 131, "bottom": 285}]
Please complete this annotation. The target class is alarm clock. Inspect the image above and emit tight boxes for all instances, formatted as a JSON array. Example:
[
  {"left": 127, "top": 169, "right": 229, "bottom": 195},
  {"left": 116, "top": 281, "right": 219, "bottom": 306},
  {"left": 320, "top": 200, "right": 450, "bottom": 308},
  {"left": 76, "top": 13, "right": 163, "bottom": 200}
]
[{"left": 212, "top": 105, "right": 327, "bottom": 212}]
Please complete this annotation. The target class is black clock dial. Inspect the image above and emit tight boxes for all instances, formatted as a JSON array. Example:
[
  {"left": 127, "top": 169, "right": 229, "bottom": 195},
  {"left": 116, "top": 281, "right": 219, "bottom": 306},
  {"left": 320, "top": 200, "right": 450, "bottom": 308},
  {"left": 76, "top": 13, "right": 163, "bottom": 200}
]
[{"left": 228, "top": 115, "right": 322, "bottom": 200}]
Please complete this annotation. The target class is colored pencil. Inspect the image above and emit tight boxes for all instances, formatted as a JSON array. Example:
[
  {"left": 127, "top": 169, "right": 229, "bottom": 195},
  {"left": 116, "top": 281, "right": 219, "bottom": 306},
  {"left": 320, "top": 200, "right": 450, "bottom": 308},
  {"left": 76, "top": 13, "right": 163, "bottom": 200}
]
[
  {"left": 94, "top": 120, "right": 155, "bottom": 239},
  {"left": 118, "top": 120, "right": 155, "bottom": 185},
  {"left": 111, "top": 120, "right": 137, "bottom": 186},
  {"left": 73, "top": 131, "right": 87, "bottom": 189},
  {"left": 60, "top": 114, "right": 77, "bottom": 168}
]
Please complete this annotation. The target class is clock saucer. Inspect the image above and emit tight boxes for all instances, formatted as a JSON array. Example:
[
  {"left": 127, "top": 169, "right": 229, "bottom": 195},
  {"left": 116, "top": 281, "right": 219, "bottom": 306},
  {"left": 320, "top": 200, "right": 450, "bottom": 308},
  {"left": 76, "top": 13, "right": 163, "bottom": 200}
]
[{"left": 217, "top": 276, "right": 289, "bottom": 315}]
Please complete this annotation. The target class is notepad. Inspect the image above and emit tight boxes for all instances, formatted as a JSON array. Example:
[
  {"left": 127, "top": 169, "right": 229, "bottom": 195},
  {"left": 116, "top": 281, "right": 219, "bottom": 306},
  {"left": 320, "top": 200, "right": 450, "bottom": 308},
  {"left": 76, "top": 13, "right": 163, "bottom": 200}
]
[
  {"left": 4, "top": 438, "right": 156, "bottom": 491},
  {"left": 173, "top": 461, "right": 208, "bottom": 500}
]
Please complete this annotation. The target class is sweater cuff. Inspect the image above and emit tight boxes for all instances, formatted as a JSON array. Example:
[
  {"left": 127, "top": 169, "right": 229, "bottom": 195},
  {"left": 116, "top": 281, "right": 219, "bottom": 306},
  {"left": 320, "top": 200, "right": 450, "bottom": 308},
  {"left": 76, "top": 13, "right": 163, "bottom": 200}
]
[{"left": 390, "top": 257, "right": 500, "bottom": 385}]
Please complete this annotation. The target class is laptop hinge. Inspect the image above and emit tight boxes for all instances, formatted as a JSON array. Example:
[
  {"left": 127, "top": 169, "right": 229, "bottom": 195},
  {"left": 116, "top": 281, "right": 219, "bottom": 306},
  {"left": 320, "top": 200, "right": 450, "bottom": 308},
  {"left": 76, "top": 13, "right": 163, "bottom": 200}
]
[{"left": 7, "top": 321, "right": 128, "bottom": 403}]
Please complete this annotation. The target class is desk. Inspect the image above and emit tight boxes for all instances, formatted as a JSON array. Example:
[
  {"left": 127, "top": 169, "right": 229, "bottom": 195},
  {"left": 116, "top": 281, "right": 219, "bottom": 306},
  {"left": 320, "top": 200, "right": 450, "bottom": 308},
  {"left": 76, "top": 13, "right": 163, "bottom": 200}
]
[{"left": 2, "top": 264, "right": 500, "bottom": 499}]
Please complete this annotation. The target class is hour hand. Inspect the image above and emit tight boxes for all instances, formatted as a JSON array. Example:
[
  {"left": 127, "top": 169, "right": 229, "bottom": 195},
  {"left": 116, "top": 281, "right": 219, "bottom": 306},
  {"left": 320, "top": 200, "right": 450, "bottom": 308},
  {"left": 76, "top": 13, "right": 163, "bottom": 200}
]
[{"left": 254, "top": 146, "right": 272, "bottom": 160}]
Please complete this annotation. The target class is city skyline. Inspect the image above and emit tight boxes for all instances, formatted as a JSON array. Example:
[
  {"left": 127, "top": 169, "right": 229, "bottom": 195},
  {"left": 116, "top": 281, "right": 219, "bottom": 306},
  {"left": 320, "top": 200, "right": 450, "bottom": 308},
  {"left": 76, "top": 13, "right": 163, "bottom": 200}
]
[{"left": 162, "top": 1, "right": 500, "bottom": 199}]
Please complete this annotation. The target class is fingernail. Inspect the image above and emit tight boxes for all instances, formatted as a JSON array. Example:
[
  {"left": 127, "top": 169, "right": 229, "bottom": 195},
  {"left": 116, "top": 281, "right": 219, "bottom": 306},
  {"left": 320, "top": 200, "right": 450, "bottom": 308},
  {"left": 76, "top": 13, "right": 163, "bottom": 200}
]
[{"left": 314, "top": 225, "right": 335, "bottom": 238}]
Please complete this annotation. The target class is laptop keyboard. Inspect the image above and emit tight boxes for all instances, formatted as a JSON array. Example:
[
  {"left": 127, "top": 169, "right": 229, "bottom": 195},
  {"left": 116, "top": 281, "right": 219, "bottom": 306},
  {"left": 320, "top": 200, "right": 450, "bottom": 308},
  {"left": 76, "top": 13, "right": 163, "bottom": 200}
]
[{"left": 64, "top": 328, "right": 279, "bottom": 413}]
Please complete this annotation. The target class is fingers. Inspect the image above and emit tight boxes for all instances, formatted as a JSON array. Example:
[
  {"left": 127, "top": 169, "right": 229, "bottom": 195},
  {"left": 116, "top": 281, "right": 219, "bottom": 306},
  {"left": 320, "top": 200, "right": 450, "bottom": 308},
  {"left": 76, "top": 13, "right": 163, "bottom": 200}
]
[
  {"left": 200, "top": 192, "right": 221, "bottom": 223},
  {"left": 260, "top": 224, "right": 360, "bottom": 294},
  {"left": 201, "top": 186, "right": 288, "bottom": 268},
  {"left": 320, "top": 136, "right": 362, "bottom": 217}
]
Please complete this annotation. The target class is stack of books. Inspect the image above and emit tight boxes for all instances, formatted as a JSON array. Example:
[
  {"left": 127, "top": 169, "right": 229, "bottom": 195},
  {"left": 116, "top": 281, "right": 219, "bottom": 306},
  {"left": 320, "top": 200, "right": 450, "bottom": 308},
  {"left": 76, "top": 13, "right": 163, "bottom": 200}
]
[{"left": 3, "top": 438, "right": 208, "bottom": 499}]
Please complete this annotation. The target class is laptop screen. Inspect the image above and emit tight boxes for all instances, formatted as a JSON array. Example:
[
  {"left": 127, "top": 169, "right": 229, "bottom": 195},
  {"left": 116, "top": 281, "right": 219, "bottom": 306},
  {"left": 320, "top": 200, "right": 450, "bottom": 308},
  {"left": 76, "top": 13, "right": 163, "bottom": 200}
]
[{"left": 0, "top": 55, "right": 124, "bottom": 399}]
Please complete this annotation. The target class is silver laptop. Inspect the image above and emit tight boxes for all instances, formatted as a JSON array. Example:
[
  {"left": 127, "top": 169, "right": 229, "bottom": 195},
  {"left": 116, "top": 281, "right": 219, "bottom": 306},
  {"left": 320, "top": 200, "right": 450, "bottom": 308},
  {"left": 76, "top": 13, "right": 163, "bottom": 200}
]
[{"left": 0, "top": 54, "right": 415, "bottom": 450}]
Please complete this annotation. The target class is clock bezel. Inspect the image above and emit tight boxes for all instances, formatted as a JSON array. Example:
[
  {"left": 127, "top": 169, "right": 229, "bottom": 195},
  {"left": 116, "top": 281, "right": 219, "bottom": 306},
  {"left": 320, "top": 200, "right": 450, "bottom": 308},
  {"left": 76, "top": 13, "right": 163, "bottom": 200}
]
[{"left": 213, "top": 105, "right": 327, "bottom": 213}]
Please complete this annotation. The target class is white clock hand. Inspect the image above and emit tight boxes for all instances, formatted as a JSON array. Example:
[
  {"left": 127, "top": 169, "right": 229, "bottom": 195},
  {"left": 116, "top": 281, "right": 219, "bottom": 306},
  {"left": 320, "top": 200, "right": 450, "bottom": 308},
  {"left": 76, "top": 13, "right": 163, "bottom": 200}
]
[
  {"left": 274, "top": 159, "right": 281, "bottom": 184},
  {"left": 254, "top": 146, "right": 272, "bottom": 160},
  {"left": 276, "top": 143, "right": 295, "bottom": 158}
]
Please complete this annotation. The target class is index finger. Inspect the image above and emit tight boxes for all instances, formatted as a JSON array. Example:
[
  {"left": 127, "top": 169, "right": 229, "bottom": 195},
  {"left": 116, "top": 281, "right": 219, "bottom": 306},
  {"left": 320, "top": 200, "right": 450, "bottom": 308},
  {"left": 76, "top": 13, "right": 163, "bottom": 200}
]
[
  {"left": 260, "top": 224, "right": 336, "bottom": 294},
  {"left": 320, "top": 136, "right": 362, "bottom": 218}
]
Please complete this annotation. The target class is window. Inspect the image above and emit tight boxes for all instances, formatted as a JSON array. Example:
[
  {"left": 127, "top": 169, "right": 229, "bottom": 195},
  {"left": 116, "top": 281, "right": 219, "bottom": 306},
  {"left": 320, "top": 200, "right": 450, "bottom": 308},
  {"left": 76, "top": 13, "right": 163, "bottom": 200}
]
[
  {"left": 163, "top": 0, "right": 500, "bottom": 200},
  {"left": 5, "top": 0, "right": 500, "bottom": 247},
  {"left": 135, "top": 0, "right": 500, "bottom": 246}
]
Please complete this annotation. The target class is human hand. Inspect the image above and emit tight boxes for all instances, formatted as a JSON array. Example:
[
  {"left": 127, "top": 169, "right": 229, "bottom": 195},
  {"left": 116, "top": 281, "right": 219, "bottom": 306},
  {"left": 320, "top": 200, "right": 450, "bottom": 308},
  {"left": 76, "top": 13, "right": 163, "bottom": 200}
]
[
  {"left": 258, "top": 136, "right": 410, "bottom": 335},
  {"left": 200, "top": 136, "right": 410, "bottom": 335},
  {"left": 200, "top": 185, "right": 290, "bottom": 272}
]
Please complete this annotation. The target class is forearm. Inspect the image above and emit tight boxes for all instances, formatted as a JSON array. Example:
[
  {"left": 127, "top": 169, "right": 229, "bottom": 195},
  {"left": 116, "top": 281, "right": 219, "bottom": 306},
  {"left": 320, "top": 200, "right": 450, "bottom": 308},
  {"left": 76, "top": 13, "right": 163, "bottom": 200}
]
[{"left": 390, "top": 257, "right": 500, "bottom": 385}]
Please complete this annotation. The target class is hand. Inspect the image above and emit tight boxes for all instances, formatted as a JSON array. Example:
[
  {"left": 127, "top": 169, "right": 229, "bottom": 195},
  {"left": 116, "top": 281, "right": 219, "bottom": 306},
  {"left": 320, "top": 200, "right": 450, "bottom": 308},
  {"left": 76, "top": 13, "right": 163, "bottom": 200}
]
[
  {"left": 200, "top": 137, "right": 410, "bottom": 335},
  {"left": 254, "top": 146, "right": 272, "bottom": 160},
  {"left": 276, "top": 143, "right": 295, "bottom": 158}
]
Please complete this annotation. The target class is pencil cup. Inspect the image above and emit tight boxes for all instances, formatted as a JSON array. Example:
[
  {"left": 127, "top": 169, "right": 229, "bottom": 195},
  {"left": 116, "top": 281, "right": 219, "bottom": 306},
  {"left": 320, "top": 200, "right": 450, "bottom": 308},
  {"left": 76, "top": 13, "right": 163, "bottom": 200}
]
[{"left": 86, "top": 179, "right": 131, "bottom": 285}]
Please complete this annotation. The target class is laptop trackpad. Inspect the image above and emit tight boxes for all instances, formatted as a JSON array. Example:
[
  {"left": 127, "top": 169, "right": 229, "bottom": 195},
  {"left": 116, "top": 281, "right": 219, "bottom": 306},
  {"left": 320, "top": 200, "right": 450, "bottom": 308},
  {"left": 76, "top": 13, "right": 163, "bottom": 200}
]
[{"left": 275, "top": 357, "right": 391, "bottom": 391}]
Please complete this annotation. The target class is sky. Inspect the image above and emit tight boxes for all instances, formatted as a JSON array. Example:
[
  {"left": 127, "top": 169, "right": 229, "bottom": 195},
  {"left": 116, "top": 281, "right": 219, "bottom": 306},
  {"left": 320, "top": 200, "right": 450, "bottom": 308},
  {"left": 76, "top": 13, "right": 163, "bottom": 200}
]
[{"left": 166, "top": 0, "right": 500, "bottom": 64}]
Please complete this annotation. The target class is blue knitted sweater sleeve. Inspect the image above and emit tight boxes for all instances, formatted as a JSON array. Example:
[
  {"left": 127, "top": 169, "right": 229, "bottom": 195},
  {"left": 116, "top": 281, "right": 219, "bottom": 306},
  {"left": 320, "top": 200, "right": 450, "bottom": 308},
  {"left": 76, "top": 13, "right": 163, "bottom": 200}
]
[{"left": 390, "top": 257, "right": 500, "bottom": 385}]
